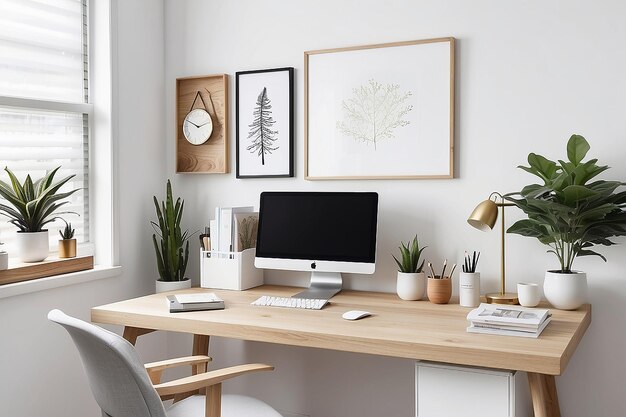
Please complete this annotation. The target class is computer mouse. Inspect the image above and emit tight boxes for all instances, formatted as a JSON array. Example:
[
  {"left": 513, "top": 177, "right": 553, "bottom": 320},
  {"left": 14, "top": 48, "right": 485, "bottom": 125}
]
[{"left": 342, "top": 310, "right": 372, "bottom": 321}]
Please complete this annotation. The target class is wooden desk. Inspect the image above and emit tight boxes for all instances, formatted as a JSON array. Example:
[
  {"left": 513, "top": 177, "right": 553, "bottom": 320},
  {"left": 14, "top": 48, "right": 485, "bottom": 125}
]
[{"left": 91, "top": 285, "right": 591, "bottom": 417}]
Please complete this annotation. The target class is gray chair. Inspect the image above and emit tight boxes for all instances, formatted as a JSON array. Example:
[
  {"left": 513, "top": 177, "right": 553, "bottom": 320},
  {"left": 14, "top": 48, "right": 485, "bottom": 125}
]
[{"left": 48, "top": 309, "right": 282, "bottom": 417}]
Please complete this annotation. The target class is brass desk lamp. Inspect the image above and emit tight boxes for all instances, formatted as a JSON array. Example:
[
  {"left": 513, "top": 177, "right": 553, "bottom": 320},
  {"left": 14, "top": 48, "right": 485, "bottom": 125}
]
[{"left": 468, "top": 192, "right": 519, "bottom": 304}]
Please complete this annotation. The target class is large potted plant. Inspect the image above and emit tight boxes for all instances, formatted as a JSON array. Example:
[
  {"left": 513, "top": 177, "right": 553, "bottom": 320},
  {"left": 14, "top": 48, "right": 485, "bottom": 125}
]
[
  {"left": 505, "top": 134, "right": 626, "bottom": 309},
  {"left": 393, "top": 235, "right": 427, "bottom": 300},
  {"left": 0, "top": 167, "right": 78, "bottom": 262},
  {"left": 152, "top": 180, "right": 191, "bottom": 293}
]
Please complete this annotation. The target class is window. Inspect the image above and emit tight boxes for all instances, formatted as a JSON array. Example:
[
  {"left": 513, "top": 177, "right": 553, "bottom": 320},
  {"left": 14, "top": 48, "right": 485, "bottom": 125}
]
[{"left": 0, "top": 0, "right": 90, "bottom": 254}]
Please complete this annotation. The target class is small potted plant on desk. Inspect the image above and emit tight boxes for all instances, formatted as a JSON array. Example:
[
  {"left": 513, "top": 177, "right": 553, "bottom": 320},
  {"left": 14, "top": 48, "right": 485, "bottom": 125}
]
[
  {"left": 58, "top": 219, "right": 77, "bottom": 258},
  {"left": 393, "top": 235, "right": 427, "bottom": 300},
  {"left": 152, "top": 180, "right": 192, "bottom": 293},
  {"left": 0, "top": 167, "right": 79, "bottom": 262},
  {"left": 505, "top": 134, "right": 626, "bottom": 310}
]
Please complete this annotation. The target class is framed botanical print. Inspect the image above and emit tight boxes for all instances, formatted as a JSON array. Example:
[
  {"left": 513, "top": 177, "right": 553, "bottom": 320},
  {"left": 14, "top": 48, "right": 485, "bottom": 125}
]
[
  {"left": 305, "top": 38, "right": 455, "bottom": 180},
  {"left": 236, "top": 67, "right": 294, "bottom": 178}
]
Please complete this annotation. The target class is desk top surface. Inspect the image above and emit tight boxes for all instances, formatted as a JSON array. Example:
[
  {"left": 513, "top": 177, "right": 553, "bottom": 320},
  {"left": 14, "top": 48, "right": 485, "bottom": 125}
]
[{"left": 91, "top": 285, "right": 591, "bottom": 375}]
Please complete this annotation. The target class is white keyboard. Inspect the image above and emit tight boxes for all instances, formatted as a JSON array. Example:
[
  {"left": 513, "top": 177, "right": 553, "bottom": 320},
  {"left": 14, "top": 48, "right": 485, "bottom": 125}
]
[{"left": 251, "top": 295, "right": 328, "bottom": 310}]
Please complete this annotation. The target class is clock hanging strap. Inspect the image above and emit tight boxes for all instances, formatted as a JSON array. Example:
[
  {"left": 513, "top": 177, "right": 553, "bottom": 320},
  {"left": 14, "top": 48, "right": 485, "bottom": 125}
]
[{"left": 189, "top": 91, "right": 209, "bottom": 112}]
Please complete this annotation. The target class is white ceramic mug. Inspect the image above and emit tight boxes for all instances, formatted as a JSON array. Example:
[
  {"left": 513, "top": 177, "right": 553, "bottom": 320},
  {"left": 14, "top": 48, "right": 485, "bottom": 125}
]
[{"left": 517, "top": 283, "right": 541, "bottom": 307}]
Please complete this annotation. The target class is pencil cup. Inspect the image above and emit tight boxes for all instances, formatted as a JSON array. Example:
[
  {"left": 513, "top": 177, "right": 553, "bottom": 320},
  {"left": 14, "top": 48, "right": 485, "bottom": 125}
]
[
  {"left": 459, "top": 272, "right": 480, "bottom": 308},
  {"left": 427, "top": 277, "right": 452, "bottom": 304},
  {"left": 517, "top": 283, "right": 541, "bottom": 307}
]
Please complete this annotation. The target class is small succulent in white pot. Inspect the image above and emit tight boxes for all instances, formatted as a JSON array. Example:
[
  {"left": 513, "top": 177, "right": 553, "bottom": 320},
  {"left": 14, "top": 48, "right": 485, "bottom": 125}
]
[{"left": 393, "top": 236, "right": 427, "bottom": 301}]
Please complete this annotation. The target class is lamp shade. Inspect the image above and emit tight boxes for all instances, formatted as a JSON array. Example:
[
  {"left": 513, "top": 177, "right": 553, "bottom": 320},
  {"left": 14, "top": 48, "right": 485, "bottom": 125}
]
[{"left": 468, "top": 199, "right": 498, "bottom": 231}]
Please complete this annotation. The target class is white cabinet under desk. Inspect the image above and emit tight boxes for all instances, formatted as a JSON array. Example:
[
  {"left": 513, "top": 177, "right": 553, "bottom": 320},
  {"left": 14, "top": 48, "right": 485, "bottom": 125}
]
[{"left": 415, "top": 361, "right": 532, "bottom": 417}]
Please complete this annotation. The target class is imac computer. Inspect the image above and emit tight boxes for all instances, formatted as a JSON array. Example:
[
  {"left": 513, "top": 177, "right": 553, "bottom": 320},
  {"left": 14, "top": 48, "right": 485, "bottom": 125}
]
[{"left": 255, "top": 191, "right": 378, "bottom": 300}]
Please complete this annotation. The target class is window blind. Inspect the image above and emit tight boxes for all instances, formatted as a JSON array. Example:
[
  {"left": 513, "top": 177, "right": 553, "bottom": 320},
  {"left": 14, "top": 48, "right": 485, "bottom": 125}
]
[{"left": 0, "top": 0, "right": 89, "bottom": 254}]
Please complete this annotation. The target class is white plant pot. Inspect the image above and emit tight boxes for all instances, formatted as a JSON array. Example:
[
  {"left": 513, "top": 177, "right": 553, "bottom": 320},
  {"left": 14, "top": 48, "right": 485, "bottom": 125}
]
[
  {"left": 16, "top": 231, "right": 49, "bottom": 263},
  {"left": 0, "top": 251, "right": 7, "bottom": 270},
  {"left": 155, "top": 278, "right": 191, "bottom": 293},
  {"left": 396, "top": 272, "right": 426, "bottom": 301},
  {"left": 544, "top": 270, "right": 587, "bottom": 310}
]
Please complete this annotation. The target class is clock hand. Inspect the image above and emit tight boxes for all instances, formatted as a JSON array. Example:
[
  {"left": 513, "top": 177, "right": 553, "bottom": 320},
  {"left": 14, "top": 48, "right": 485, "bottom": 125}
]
[
  {"left": 197, "top": 121, "right": 212, "bottom": 127},
  {"left": 186, "top": 119, "right": 201, "bottom": 128}
]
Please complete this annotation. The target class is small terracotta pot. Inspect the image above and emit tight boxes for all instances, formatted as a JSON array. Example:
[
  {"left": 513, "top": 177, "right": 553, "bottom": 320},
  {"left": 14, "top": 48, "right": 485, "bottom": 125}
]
[
  {"left": 58, "top": 239, "right": 77, "bottom": 258},
  {"left": 427, "top": 277, "right": 452, "bottom": 304}
]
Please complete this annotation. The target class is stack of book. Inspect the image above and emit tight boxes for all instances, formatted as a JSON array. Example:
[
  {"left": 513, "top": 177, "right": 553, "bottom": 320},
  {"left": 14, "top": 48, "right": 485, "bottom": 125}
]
[
  {"left": 167, "top": 293, "right": 225, "bottom": 313},
  {"left": 466, "top": 303, "right": 552, "bottom": 338}
]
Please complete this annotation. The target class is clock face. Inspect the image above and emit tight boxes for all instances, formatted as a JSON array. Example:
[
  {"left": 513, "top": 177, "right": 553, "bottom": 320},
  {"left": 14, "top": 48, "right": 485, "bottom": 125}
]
[{"left": 183, "top": 108, "right": 213, "bottom": 145}]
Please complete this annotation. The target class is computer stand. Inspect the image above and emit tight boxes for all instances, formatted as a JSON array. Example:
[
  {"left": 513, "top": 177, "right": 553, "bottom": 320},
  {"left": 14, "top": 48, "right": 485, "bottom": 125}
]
[{"left": 292, "top": 271, "right": 343, "bottom": 300}]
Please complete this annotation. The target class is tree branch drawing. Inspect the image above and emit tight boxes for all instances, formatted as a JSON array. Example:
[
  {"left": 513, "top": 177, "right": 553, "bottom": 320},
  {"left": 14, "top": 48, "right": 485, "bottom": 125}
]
[
  {"left": 247, "top": 87, "right": 279, "bottom": 165},
  {"left": 337, "top": 79, "right": 413, "bottom": 150}
]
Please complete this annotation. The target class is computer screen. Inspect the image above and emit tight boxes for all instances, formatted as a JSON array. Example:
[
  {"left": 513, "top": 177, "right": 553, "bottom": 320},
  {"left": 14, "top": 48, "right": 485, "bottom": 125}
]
[{"left": 255, "top": 191, "right": 378, "bottom": 299}]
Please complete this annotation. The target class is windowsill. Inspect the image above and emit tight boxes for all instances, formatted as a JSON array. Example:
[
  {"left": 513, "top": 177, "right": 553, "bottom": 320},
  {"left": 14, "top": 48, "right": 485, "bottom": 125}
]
[{"left": 0, "top": 265, "right": 122, "bottom": 299}]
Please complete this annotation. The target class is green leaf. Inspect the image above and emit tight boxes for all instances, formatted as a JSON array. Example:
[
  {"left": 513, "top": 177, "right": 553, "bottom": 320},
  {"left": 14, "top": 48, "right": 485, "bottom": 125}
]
[
  {"left": 576, "top": 249, "right": 607, "bottom": 262},
  {"left": 562, "top": 185, "right": 598, "bottom": 205},
  {"left": 507, "top": 219, "right": 549, "bottom": 238},
  {"left": 523, "top": 153, "right": 558, "bottom": 183},
  {"left": 567, "top": 134, "right": 590, "bottom": 165}
]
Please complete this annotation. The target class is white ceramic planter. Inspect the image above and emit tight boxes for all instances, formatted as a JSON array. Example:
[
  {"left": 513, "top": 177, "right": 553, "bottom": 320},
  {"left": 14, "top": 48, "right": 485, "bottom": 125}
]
[
  {"left": 459, "top": 272, "right": 481, "bottom": 308},
  {"left": 396, "top": 272, "right": 426, "bottom": 301},
  {"left": 16, "top": 230, "right": 49, "bottom": 262},
  {"left": 155, "top": 278, "right": 191, "bottom": 293},
  {"left": 0, "top": 251, "right": 7, "bottom": 270},
  {"left": 544, "top": 270, "right": 587, "bottom": 310}
]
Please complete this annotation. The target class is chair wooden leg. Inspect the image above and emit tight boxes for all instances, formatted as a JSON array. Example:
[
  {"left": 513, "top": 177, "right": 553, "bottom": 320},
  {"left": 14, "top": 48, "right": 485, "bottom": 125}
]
[
  {"left": 206, "top": 383, "right": 222, "bottom": 417},
  {"left": 528, "top": 373, "right": 561, "bottom": 417}
]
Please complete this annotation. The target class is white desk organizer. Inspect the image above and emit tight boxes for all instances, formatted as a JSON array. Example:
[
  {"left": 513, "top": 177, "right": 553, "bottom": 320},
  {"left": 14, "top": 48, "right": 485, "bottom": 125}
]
[{"left": 200, "top": 247, "right": 263, "bottom": 290}]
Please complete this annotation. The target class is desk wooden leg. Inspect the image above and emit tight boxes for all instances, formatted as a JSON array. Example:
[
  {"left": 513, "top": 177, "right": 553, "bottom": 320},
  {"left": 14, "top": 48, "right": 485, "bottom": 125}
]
[
  {"left": 122, "top": 326, "right": 155, "bottom": 345},
  {"left": 193, "top": 334, "right": 210, "bottom": 356},
  {"left": 528, "top": 373, "right": 561, "bottom": 417}
]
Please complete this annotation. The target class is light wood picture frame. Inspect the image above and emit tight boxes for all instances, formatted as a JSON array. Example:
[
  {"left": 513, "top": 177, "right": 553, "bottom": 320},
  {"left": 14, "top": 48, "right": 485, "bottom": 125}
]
[{"left": 305, "top": 38, "right": 455, "bottom": 180}]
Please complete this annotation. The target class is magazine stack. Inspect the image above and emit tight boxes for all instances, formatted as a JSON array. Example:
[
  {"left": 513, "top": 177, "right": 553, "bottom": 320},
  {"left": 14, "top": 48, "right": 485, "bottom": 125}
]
[{"left": 466, "top": 303, "right": 552, "bottom": 338}]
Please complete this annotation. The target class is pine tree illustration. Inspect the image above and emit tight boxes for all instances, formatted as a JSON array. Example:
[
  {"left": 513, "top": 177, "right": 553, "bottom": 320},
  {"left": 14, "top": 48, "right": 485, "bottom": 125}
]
[{"left": 246, "top": 87, "right": 279, "bottom": 165}]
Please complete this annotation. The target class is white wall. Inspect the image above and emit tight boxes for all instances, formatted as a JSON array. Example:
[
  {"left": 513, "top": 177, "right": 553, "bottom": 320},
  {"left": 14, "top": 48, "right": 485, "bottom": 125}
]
[
  {"left": 163, "top": 1, "right": 626, "bottom": 417},
  {"left": 0, "top": 1, "right": 168, "bottom": 416}
]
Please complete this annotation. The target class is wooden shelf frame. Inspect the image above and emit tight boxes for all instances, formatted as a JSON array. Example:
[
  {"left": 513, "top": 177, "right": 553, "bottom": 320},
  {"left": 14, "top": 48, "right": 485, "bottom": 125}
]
[{"left": 176, "top": 74, "right": 229, "bottom": 173}]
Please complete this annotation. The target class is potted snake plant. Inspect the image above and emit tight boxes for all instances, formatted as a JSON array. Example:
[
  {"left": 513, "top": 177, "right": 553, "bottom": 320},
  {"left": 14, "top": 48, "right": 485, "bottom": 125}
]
[
  {"left": 393, "top": 235, "right": 427, "bottom": 300},
  {"left": 0, "top": 167, "right": 79, "bottom": 262},
  {"left": 505, "top": 134, "right": 626, "bottom": 309},
  {"left": 152, "top": 180, "right": 192, "bottom": 293}
]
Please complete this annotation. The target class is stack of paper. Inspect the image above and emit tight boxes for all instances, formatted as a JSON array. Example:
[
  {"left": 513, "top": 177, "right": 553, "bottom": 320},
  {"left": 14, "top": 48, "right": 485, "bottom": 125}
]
[
  {"left": 466, "top": 303, "right": 552, "bottom": 338},
  {"left": 167, "top": 293, "right": 225, "bottom": 313},
  {"left": 210, "top": 206, "right": 254, "bottom": 254}
]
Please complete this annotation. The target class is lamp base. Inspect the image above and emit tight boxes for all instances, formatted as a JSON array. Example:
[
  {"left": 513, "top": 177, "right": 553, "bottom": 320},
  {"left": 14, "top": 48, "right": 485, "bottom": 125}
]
[{"left": 485, "top": 292, "right": 519, "bottom": 305}]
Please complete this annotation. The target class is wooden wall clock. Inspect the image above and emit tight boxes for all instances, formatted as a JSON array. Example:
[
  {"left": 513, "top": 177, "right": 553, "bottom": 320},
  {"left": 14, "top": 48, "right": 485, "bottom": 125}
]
[{"left": 176, "top": 74, "right": 228, "bottom": 173}]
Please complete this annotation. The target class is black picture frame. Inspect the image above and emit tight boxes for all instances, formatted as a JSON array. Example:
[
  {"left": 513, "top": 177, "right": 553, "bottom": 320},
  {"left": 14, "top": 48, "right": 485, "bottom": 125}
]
[{"left": 236, "top": 67, "right": 294, "bottom": 178}]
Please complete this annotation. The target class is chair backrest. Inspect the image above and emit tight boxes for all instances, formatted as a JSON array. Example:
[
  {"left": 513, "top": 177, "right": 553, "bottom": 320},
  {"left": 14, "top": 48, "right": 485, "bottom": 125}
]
[{"left": 48, "top": 309, "right": 167, "bottom": 417}]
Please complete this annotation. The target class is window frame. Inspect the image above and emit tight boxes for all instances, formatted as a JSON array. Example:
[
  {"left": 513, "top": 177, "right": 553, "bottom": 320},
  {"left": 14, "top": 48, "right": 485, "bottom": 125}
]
[{"left": 0, "top": 0, "right": 121, "bottom": 298}]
